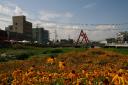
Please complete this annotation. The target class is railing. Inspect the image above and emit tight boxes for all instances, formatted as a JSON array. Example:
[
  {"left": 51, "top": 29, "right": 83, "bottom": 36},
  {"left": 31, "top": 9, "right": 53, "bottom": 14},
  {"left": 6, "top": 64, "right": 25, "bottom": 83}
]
[{"left": 105, "top": 43, "right": 128, "bottom": 48}]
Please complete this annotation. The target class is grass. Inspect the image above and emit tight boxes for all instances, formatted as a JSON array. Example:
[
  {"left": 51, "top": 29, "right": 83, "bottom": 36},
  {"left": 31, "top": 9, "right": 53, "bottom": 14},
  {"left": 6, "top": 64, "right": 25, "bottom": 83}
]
[
  {"left": 0, "top": 47, "right": 128, "bottom": 62},
  {"left": 104, "top": 48, "right": 128, "bottom": 55},
  {"left": 0, "top": 47, "right": 87, "bottom": 62}
]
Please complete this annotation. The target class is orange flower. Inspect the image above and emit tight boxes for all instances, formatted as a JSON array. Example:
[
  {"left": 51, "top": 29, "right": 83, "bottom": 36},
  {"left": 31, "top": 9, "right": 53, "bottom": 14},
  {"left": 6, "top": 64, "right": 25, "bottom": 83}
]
[
  {"left": 47, "top": 56, "right": 56, "bottom": 64},
  {"left": 59, "top": 61, "right": 65, "bottom": 70},
  {"left": 68, "top": 70, "right": 77, "bottom": 79}
]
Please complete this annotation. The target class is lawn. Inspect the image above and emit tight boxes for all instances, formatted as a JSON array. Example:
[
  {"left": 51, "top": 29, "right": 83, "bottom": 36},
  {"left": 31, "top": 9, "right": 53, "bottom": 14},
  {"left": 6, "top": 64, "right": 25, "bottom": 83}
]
[
  {"left": 0, "top": 47, "right": 86, "bottom": 62},
  {"left": 0, "top": 47, "right": 128, "bottom": 62},
  {"left": 104, "top": 48, "right": 128, "bottom": 55}
]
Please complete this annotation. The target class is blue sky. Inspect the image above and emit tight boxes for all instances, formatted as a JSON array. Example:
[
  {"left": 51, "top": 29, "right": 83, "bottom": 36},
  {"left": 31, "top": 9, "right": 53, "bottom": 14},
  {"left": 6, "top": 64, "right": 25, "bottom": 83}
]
[{"left": 0, "top": 0, "right": 128, "bottom": 41}]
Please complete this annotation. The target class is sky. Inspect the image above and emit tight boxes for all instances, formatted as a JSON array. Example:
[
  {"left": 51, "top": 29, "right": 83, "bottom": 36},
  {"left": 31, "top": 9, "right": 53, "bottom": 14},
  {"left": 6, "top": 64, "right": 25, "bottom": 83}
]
[{"left": 0, "top": 0, "right": 128, "bottom": 41}]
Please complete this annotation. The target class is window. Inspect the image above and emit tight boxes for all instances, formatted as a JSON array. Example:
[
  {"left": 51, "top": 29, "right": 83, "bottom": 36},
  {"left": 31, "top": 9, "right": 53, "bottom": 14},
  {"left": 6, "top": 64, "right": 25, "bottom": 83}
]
[
  {"left": 10, "top": 27, "right": 13, "bottom": 30},
  {"left": 15, "top": 23, "right": 18, "bottom": 25}
]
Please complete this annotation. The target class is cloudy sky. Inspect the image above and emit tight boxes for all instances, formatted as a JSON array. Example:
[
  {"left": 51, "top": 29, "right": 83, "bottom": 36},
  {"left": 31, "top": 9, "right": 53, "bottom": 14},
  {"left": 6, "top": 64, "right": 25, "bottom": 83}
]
[{"left": 0, "top": 0, "right": 128, "bottom": 41}]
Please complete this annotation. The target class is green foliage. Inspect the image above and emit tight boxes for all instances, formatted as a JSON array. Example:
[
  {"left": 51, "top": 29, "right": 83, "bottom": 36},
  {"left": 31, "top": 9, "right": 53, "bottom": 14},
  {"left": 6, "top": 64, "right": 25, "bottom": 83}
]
[
  {"left": 52, "top": 78, "right": 64, "bottom": 85},
  {"left": 98, "top": 60, "right": 108, "bottom": 65},
  {"left": 0, "top": 47, "right": 86, "bottom": 62},
  {"left": 42, "top": 50, "right": 51, "bottom": 54},
  {"left": 15, "top": 52, "right": 33, "bottom": 60},
  {"left": 42, "top": 49, "right": 63, "bottom": 56},
  {"left": 0, "top": 48, "right": 127, "bottom": 84},
  {"left": 123, "top": 62, "right": 128, "bottom": 66},
  {"left": 104, "top": 48, "right": 128, "bottom": 55},
  {"left": 79, "top": 78, "right": 87, "bottom": 85},
  {"left": 86, "top": 49, "right": 105, "bottom": 57},
  {"left": 51, "top": 49, "right": 63, "bottom": 54},
  {"left": 0, "top": 51, "right": 34, "bottom": 62},
  {"left": 7, "top": 75, "right": 13, "bottom": 85}
]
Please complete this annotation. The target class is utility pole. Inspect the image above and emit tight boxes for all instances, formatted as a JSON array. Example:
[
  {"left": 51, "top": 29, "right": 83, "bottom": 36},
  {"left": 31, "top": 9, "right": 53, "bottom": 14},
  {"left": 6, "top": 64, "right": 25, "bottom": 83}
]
[
  {"left": 55, "top": 29, "right": 58, "bottom": 43},
  {"left": 68, "top": 35, "right": 70, "bottom": 40},
  {"left": 36, "top": 24, "right": 39, "bottom": 43},
  {"left": 7, "top": 30, "right": 10, "bottom": 41}
]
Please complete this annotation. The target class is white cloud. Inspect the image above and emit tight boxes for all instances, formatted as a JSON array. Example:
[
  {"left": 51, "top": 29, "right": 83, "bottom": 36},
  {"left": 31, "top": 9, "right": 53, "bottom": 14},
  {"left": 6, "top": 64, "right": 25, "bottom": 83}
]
[
  {"left": 39, "top": 10, "right": 73, "bottom": 21},
  {"left": 32, "top": 20, "right": 118, "bottom": 41},
  {"left": 0, "top": 1, "right": 118, "bottom": 41},
  {"left": 0, "top": 4, "right": 12, "bottom": 16},
  {"left": 65, "top": 12, "right": 73, "bottom": 17},
  {"left": 88, "top": 30, "right": 118, "bottom": 41},
  {"left": 83, "top": 3, "right": 96, "bottom": 9},
  {"left": 0, "top": 14, "right": 10, "bottom": 20},
  {"left": 0, "top": 3, "right": 28, "bottom": 16},
  {"left": 0, "top": 2, "right": 29, "bottom": 29},
  {"left": 96, "top": 25, "right": 115, "bottom": 30},
  {"left": 14, "top": 6, "right": 28, "bottom": 16}
]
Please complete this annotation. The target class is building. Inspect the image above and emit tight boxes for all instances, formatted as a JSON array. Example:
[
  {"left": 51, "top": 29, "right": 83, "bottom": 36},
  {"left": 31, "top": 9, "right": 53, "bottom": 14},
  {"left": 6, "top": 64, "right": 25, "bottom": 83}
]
[
  {"left": 116, "top": 32, "right": 124, "bottom": 44},
  {"left": 32, "top": 28, "right": 49, "bottom": 44},
  {"left": 59, "top": 39, "right": 74, "bottom": 47},
  {"left": 106, "top": 38, "right": 116, "bottom": 44},
  {"left": 0, "top": 30, "right": 7, "bottom": 41},
  {"left": 60, "top": 39, "right": 74, "bottom": 44},
  {"left": 5, "top": 25, "right": 13, "bottom": 31},
  {"left": 5, "top": 15, "right": 32, "bottom": 41},
  {"left": 12, "top": 16, "right": 32, "bottom": 40},
  {"left": 12, "top": 16, "right": 32, "bottom": 34}
]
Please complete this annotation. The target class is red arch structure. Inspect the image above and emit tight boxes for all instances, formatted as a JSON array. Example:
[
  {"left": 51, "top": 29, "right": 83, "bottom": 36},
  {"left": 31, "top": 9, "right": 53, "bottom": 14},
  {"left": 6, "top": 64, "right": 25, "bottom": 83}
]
[{"left": 76, "top": 30, "right": 89, "bottom": 45}]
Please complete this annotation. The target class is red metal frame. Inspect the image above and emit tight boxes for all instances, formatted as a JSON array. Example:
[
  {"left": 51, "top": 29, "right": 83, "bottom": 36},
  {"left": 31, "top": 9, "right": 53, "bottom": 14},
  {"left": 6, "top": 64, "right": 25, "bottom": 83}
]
[{"left": 76, "top": 30, "right": 89, "bottom": 45}]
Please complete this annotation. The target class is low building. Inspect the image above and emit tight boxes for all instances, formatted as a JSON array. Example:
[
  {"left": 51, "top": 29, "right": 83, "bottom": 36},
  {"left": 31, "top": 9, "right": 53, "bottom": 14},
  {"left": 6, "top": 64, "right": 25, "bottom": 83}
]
[
  {"left": 106, "top": 38, "right": 116, "bottom": 44},
  {"left": 60, "top": 39, "right": 74, "bottom": 44},
  {"left": 5, "top": 25, "right": 13, "bottom": 31},
  {"left": 0, "top": 30, "right": 7, "bottom": 41},
  {"left": 59, "top": 39, "right": 74, "bottom": 47}
]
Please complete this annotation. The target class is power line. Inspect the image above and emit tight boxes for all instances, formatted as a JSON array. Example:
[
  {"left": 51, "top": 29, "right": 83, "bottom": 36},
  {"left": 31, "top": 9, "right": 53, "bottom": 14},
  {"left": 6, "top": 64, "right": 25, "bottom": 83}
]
[{"left": 1, "top": 16, "right": 128, "bottom": 31}]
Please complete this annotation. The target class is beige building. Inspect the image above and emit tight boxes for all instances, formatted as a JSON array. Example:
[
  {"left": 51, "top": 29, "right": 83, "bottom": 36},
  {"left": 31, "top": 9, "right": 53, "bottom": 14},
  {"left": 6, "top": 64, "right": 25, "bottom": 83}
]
[
  {"left": 12, "top": 16, "right": 32, "bottom": 36},
  {"left": 6, "top": 15, "right": 32, "bottom": 41}
]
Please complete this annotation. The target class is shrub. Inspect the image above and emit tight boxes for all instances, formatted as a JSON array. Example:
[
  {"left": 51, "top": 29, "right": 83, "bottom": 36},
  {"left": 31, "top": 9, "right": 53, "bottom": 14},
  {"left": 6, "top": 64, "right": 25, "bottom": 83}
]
[
  {"left": 98, "top": 59, "right": 108, "bottom": 65},
  {"left": 0, "top": 52, "right": 34, "bottom": 62},
  {"left": 42, "top": 50, "right": 51, "bottom": 54},
  {"left": 15, "top": 52, "right": 33, "bottom": 60},
  {"left": 51, "top": 49, "right": 63, "bottom": 54}
]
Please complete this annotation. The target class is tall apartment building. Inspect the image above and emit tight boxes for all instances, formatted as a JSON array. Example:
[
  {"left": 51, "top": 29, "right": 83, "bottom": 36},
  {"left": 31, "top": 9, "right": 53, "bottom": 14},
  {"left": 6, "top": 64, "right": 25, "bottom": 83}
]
[
  {"left": 13, "top": 16, "right": 32, "bottom": 37},
  {"left": 32, "top": 28, "right": 49, "bottom": 44},
  {"left": 6, "top": 16, "right": 32, "bottom": 41}
]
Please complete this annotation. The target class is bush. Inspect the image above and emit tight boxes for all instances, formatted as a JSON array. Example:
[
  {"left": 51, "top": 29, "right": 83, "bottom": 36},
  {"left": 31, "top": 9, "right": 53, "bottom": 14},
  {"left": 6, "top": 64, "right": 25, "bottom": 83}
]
[
  {"left": 52, "top": 78, "right": 64, "bottom": 85},
  {"left": 98, "top": 60, "right": 108, "bottom": 65},
  {"left": 43, "top": 49, "right": 63, "bottom": 54},
  {"left": 123, "top": 62, "right": 128, "bottom": 67},
  {"left": 15, "top": 52, "right": 33, "bottom": 60},
  {"left": 0, "top": 52, "right": 34, "bottom": 62},
  {"left": 51, "top": 49, "right": 63, "bottom": 53},
  {"left": 42, "top": 50, "right": 51, "bottom": 54},
  {"left": 86, "top": 49, "right": 105, "bottom": 57}
]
